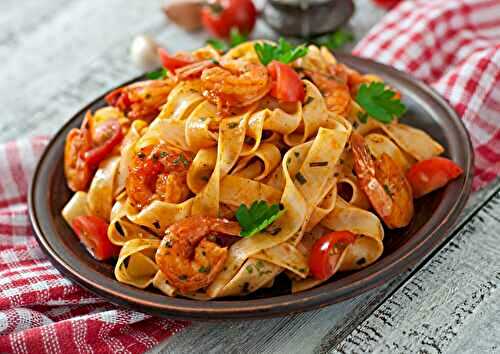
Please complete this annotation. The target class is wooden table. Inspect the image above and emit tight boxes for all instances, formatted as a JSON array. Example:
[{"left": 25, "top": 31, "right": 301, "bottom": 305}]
[{"left": 2, "top": 0, "right": 499, "bottom": 352}]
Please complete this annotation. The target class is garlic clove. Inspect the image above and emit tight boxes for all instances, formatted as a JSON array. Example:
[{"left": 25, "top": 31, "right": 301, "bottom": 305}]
[
  {"left": 163, "top": 0, "right": 203, "bottom": 32},
  {"left": 130, "top": 35, "right": 161, "bottom": 71}
]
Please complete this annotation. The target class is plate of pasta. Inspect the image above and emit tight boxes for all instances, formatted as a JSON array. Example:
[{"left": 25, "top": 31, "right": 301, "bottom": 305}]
[{"left": 29, "top": 39, "right": 473, "bottom": 319}]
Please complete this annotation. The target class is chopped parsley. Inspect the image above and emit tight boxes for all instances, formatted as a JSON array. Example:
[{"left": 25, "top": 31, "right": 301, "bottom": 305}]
[
  {"left": 357, "top": 111, "right": 369, "bottom": 124},
  {"left": 355, "top": 82, "right": 406, "bottom": 124},
  {"left": 235, "top": 200, "right": 285, "bottom": 237},
  {"left": 295, "top": 172, "right": 307, "bottom": 185},
  {"left": 309, "top": 161, "right": 328, "bottom": 167},
  {"left": 173, "top": 153, "right": 190, "bottom": 167},
  {"left": 245, "top": 265, "right": 253, "bottom": 274},
  {"left": 198, "top": 265, "right": 210, "bottom": 273},
  {"left": 383, "top": 184, "right": 394, "bottom": 197}
]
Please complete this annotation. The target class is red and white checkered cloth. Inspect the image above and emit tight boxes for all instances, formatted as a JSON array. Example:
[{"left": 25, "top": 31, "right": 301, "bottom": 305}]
[
  {"left": 1, "top": 1, "right": 499, "bottom": 353},
  {"left": 354, "top": 0, "right": 500, "bottom": 190}
]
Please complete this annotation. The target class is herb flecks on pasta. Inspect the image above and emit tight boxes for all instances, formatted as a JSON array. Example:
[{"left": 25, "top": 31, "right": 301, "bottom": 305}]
[{"left": 61, "top": 39, "right": 463, "bottom": 300}]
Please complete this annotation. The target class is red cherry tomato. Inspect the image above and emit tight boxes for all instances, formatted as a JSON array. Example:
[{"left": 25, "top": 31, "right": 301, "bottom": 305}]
[
  {"left": 64, "top": 113, "right": 93, "bottom": 192},
  {"left": 309, "top": 231, "right": 356, "bottom": 280},
  {"left": 72, "top": 215, "right": 120, "bottom": 261},
  {"left": 83, "top": 119, "right": 123, "bottom": 168},
  {"left": 406, "top": 157, "right": 463, "bottom": 198},
  {"left": 158, "top": 48, "right": 193, "bottom": 71},
  {"left": 267, "top": 61, "right": 305, "bottom": 103},
  {"left": 201, "top": 0, "right": 257, "bottom": 38},
  {"left": 373, "top": 0, "right": 401, "bottom": 9}
]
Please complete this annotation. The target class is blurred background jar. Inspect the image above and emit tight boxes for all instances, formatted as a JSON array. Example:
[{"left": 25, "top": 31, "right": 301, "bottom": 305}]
[{"left": 262, "top": 0, "right": 354, "bottom": 37}]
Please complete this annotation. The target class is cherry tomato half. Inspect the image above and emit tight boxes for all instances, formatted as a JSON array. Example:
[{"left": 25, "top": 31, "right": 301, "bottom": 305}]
[
  {"left": 158, "top": 48, "right": 193, "bottom": 71},
  {"left": 83, "top": 119, "right": 123, "bottom": 168},
  {"left": 309, "top": 231, "right": 356, "bottom": 280},
  {"left": 201, "top": 0, "right": 257, "bottom": 38},
  {"left": 64, "top": 113, "right": 93, "bottom": 192},
  {"left": 406, "top": 157, "right": 463, "bottom": 198},
  {"left": 72, "top": 215, "right": 120, "bottom": 261},
  {"left": 268, "top": 61, "right": 305, "bottom": 103}
]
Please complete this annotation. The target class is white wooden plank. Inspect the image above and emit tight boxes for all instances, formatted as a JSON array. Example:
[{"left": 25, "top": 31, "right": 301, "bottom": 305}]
[{"left": 332, "top": 187, "right": 500, "bottom": 354}]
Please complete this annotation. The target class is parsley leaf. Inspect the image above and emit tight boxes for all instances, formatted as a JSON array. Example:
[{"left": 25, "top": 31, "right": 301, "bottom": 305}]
[
  {"left": 146, "top": 68, "right": 168, "bottom": 80},
  {"left": 235, "top": 200, "right": 285, "bottom": 237},
  {"left": 229, "top": 27, "right": 247, "bottom": 47},
  {"left": 355, "top": 82, "right": 406, "bottom": 123},
  {"left": 254, "top": 38, "right": 309, "bottom": 65},
  {"left": 206, "top": 27, "right": 248, "bottom": 53},
  {"left": 313, "top": 29, "right": 354, "bottom": 50},
  {"left": 206, "top": 38, "right": 228, "bottom": 52}
]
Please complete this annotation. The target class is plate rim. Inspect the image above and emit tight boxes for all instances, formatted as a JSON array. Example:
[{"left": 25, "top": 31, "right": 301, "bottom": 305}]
[{"left": 28, "top": 53, "right": 474, "bottom": 320}]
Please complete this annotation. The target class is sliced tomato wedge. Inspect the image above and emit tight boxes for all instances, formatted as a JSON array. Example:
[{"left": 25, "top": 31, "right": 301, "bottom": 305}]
[
  {"left": 309, "top": 231, "right": 356, "bottom": 280},
  {"left": 83, "top": 119, "right": 123, "bottom": 168},
  {"left": 64, "top": 113, "right": 93, "bottom": 192},
  {"left": 158, "top": 48, "right": 193, "bottom": 71},
  {"left": 267, "top": 61, "right": 305, "bottom": 103},
  {"left": 406, "top": 157, "right": 463, "bottom": 198},
  {"left": 72, "top": 215, "right": 120, "bottom": 261}
]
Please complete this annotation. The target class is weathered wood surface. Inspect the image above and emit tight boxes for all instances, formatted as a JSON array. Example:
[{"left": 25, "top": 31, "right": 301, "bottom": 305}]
[{"left": 1, "top": 1, "right": 499, "bottom": 353}]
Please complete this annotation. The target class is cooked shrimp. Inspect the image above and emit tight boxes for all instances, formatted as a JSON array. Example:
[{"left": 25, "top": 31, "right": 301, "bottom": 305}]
[
  {"left": 351, "top": 133, "right": 414, "bottom": 229},
  {"left": 305, "top": 64, "right": 351, "bottom": 115},
  {"left": 156, "top": 216, "right": 241, "bottom": 292},
  {"left": 175, "top": 60, "right": 215, "bottom": 80},
  {"left": 106, "top": 79, "right": 175, "bottom": 121},
  {"left": 126, "top": 144, "right": 192, "bottom": 209},
  {"left": 200, "top": 59, "right": 271, "bottom": 115}
]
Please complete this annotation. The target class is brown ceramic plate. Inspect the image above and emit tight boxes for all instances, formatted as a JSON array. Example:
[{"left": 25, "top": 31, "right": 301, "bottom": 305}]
[{"left": 29, "top": 54, "right": 474, "bottom": 320}]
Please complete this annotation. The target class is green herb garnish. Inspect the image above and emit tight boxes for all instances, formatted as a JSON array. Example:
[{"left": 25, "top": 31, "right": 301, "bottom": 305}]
[
  {"left": 254, "top": 38, "right": 308, "bottom": 65},
  {"left": 206, "top": 27, "right": 248, "bottom": 53},
  {"left": 355, "top": 82, "right": 406, "bottom": 123},
  {"left": 357, "top": 111, "right": 369, "bottom": 124},
  {"left": 173, "top": 153, "right": 190, "bottom": 167},
  {"left": 235, "top": 200, "right": 285, "bottom": 237},
  {"left": 313, "top": 29, "right": 354, "bottom": 50},
  {"left": 295, "top": 172, "right": 307, "bottom": 185},
  {"left": 146, "top": 68, "right": 168, "bottom": 80},
  {"left": 206, "top": 39, "right": 228, "bottom": 52},
  {"left": 229, "top": 27, "right": 247, "bottom": 47},
  {"left": 199, "top": 265, "right": 210, "bottom": 273}
]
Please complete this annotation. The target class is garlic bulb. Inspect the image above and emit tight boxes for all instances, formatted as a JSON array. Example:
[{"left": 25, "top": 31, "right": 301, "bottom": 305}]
[{"left": 130, "top": 35, "right": 161, "bottom": 71}]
